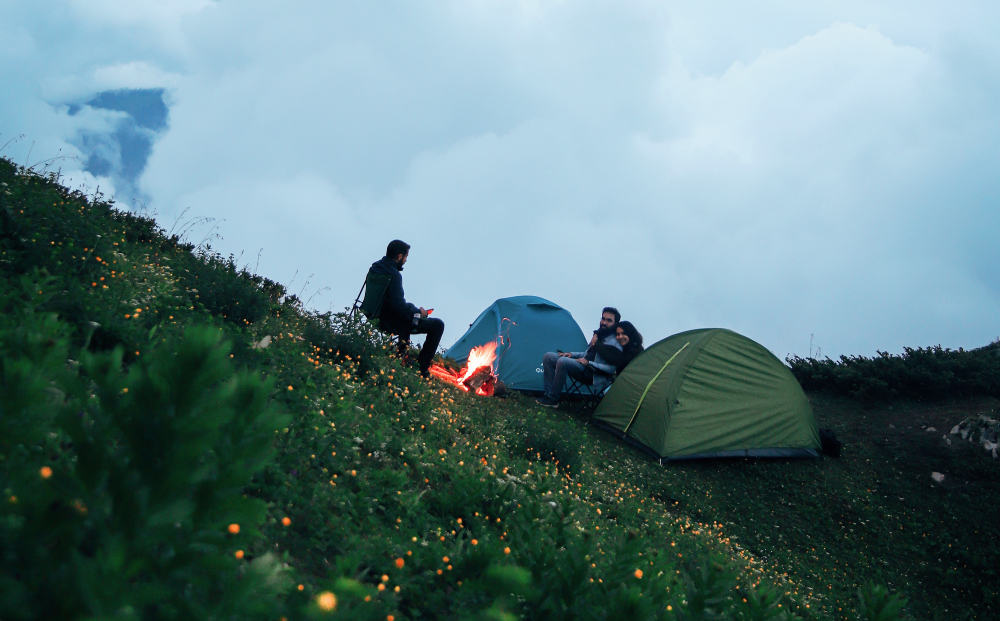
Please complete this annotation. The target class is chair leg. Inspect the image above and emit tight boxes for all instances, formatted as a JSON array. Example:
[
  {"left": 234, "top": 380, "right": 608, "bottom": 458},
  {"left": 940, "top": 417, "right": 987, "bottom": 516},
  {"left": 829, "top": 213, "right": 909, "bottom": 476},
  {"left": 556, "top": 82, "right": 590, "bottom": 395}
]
[{"left": 566, "top": 377, "right": 601, "bottom": 409}]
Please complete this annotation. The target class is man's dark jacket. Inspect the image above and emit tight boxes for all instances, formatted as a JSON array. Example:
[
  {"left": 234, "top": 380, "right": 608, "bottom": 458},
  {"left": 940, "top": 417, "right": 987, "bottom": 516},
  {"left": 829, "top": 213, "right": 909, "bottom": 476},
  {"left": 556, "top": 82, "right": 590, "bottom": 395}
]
[{"left": 368, "top": 256, "right": 418, "bottom": 331}]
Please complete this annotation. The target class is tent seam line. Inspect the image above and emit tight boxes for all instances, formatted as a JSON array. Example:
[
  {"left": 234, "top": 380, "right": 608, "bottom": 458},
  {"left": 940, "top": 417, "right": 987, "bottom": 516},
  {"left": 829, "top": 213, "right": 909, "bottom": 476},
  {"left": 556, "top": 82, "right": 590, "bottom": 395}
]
[{"left": 623, "top": 342, "right": 690, "bottom": 435}]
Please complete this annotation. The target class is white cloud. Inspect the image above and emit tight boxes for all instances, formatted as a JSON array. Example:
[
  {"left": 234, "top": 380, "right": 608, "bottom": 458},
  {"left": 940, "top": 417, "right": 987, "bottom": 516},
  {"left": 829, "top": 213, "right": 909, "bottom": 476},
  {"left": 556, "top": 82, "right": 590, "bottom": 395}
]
[
  {"left": 91, "top": 62, "right": 182, "bottom": 91},
  {"left": 3, "top": 1, "right": 999, "bottom": 359}
]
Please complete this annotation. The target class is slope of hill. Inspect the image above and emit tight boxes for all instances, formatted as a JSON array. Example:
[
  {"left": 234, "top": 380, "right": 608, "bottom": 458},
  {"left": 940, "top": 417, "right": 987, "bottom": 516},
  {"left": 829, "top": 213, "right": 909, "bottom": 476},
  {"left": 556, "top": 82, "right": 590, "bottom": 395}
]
[{"left": 2, "top": 157, "right": 997, "bottom": 620}]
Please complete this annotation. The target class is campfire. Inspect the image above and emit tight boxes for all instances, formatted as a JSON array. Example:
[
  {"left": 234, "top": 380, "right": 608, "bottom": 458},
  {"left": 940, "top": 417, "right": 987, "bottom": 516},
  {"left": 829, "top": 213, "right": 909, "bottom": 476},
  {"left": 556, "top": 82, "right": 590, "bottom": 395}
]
[{"left": 428, "top": 341, "right": 499, "bottom": 396}]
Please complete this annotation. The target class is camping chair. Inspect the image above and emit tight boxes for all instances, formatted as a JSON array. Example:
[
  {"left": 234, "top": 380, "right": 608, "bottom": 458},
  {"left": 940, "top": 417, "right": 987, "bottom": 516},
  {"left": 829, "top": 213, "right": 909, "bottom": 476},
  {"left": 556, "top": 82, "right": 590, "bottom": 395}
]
[
  {"left": 566, "top": 372, "right": 614, "bottom": 409},
  {"left": 350, "top": 271, "right": 404, "bottom": 352}
]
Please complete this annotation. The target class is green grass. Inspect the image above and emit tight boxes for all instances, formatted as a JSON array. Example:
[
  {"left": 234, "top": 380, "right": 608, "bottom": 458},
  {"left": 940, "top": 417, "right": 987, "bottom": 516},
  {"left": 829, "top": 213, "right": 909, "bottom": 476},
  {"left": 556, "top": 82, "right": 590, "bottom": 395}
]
[
  {"left": 566, "top": 393, "right": 999, "bottom": 620},
  {"left": 2, "top": 156, "right": 997, "bottom": 619}
]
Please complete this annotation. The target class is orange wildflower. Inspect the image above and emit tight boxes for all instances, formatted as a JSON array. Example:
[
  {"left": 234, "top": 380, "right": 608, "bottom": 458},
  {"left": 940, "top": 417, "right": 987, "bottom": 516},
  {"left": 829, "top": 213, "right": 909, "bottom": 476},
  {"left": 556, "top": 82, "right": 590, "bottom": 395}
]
[{"left": 316, "top": 591, "right": 337, "bottom": 611}]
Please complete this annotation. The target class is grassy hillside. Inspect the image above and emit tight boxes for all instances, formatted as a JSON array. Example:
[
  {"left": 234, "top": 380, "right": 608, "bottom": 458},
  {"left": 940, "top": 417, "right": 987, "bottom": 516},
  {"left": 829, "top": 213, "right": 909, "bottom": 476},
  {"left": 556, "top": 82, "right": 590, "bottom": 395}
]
[{"left": 2, "top": 157, "right": 997, "bottom": 620}]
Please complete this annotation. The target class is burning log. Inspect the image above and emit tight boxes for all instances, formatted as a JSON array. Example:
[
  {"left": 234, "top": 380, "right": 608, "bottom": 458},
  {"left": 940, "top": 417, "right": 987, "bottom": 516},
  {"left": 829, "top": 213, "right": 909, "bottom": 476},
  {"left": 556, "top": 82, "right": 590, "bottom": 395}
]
[
  {"left": 462, "top": 365, "right": 496, "bottom": 395},
  {"left": 428, "top": 341, "right": 500, "bottom": 396}
]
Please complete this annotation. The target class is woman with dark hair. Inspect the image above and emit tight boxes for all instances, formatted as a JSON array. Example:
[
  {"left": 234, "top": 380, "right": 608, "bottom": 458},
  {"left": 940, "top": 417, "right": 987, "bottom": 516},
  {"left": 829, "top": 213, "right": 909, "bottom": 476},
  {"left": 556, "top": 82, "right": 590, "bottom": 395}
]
[
  {"left": 613, "top": 321, "right": 644, "bottom": 372},
  {"left": 596, "top": 320, "right": 644, "bottom": 375}
]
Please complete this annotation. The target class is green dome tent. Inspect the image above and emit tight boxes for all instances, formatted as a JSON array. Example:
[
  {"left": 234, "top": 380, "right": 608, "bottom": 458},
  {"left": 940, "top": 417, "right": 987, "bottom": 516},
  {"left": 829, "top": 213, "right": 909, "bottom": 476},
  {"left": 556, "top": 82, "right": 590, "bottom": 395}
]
[
  {"left": 593, "top": 328, "right": 820, "bottom": 461},
  {"left": 445, "top": 296, "right": 587, "bottom": 392}
]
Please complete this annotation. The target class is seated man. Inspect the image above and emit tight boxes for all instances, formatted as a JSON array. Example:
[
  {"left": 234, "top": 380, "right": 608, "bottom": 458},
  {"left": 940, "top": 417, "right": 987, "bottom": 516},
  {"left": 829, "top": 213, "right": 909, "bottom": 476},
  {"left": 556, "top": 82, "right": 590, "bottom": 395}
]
[
  {"left": 363, "top": 239, "right": 444, "bottom": 378},
  {"left": 536, "top": 307, "right": 621, "bottom": 407}
]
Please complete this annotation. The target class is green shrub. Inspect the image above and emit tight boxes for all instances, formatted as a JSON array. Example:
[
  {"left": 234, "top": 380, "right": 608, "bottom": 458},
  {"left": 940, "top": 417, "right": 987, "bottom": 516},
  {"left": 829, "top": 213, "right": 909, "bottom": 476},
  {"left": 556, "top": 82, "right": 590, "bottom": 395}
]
[
  {"left": 0, "top": 319, "right": 292, "bottom": 619},
  {"left": 787, "top": 343, "right": 1000, "bottom": 402},
  {"left": 0, "top": 272, "right": 73, "bottom": 456},
  {"left": 176, "top": 248, "right": 282, "bottom": 326},
  {"left": 0, "top": 159, "right": 111, "bottom": 288},
  {"left": 672, "top": 556, "right": 740, "bottom": 620},
  {"left": 735, "top": 583, "right": 794, "bottom": 620},
  {"left": 857, "top": 582, "right": 907, "bottom": 621}
]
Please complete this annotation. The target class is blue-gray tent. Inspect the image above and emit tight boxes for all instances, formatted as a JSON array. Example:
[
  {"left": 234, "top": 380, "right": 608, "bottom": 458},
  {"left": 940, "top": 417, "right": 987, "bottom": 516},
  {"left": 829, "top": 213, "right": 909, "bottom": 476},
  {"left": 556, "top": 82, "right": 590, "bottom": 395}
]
[{"left": 445, "top": 296, "right": 588, "bottom": 392}]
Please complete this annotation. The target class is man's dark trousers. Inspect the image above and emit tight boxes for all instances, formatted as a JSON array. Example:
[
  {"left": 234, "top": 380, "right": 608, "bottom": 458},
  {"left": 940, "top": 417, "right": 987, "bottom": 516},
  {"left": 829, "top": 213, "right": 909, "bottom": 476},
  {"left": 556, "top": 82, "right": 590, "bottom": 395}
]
[{"left": 386, "top": 316, "right": 444, "bottom": 374}]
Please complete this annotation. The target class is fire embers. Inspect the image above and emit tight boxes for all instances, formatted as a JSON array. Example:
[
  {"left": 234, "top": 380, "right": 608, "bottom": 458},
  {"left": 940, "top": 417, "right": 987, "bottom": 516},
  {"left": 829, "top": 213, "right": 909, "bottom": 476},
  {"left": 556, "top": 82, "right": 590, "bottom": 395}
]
[{"left": 429, "top": 341, "right": 500, "bottom": 396}]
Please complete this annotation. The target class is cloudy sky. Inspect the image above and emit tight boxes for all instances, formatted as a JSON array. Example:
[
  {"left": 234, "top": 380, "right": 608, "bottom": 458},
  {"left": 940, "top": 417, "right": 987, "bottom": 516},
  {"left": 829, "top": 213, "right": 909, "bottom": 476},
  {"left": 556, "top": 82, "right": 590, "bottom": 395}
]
[{"left": 3, "top": 1, "right": 998, "bottom": 360}]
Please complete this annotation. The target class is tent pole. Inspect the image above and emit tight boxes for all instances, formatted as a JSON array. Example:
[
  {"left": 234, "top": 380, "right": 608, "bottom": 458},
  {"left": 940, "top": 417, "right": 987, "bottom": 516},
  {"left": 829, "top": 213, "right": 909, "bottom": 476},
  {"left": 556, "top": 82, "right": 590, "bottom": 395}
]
[{"left": 623, "top": 342, "right": 690, "bottom": 434}]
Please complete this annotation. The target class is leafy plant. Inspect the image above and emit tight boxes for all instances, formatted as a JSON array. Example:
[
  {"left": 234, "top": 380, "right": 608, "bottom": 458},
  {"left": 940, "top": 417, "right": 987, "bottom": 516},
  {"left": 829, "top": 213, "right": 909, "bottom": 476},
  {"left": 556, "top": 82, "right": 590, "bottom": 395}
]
[
  {"left": 0, "top": 319, "right": 292, "bottom": 619},
  {"left": 857, "top": 583, "right": 908, "bottom": 621},
  {"left": 786, "top": 343, "right": 1000, "bottom": 402}
]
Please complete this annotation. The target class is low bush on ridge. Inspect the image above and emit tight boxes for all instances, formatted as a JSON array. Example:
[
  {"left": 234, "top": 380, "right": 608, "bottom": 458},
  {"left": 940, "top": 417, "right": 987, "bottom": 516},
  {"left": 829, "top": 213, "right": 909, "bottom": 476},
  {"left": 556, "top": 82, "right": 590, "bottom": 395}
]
[{"left": 787, "top": 343, "right": 1000, "bottom": 402}]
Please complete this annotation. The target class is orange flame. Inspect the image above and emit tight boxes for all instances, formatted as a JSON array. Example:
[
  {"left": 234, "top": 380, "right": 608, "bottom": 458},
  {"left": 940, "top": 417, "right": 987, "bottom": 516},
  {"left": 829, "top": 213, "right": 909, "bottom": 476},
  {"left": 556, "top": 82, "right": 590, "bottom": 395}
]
[
  {"left": 429, "top": 341, "right": 498, "bottom": 395},
  {"left": 459, "top": 342, "right": 497, "bottom": 383}
]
